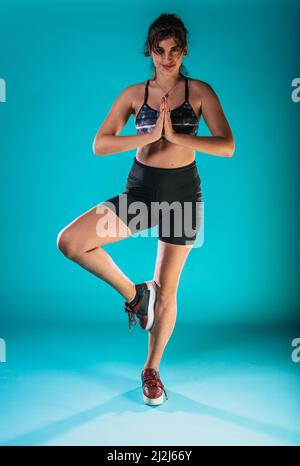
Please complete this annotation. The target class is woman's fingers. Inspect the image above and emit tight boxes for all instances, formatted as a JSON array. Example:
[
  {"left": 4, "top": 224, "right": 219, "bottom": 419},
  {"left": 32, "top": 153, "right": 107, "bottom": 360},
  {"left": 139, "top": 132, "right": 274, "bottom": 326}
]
[
  {"left": 164, "top": 96, "right": 169, "bottom": 115},
  {"left": 160, "top": 98, "right": 165, "bottom": 117},
  {"left": 160, "top": 96, "right": 170, "bottom": 119}
]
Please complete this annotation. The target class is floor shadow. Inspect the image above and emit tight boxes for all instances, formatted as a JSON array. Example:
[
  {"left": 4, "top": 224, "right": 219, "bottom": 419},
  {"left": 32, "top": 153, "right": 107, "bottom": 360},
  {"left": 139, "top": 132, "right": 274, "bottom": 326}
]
[{"left": 2, "top": 388, "right": 300, "bottom": 446}]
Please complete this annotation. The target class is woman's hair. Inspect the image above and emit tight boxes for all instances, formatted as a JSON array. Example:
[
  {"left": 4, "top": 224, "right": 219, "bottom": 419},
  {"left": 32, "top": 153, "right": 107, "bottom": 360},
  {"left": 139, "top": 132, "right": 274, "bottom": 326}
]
[{"left": 142, "top": 13, "right": 189, "bottom": 78}]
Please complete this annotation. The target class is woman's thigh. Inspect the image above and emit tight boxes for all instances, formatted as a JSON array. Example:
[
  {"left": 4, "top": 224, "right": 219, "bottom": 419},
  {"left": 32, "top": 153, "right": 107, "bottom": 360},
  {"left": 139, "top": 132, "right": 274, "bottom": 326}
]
[{"left": 57, "top": 198, "right": 134, "bottom": 256}]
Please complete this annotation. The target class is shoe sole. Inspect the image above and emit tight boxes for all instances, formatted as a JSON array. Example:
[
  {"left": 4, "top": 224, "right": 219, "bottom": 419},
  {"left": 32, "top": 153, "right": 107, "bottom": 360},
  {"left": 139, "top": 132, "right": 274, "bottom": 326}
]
[
  {"left": 144, "top": 280, "right": 157, "bottom": 331},
  {"left": 143, "top": 393, "right": 165, "bottom": 405}
]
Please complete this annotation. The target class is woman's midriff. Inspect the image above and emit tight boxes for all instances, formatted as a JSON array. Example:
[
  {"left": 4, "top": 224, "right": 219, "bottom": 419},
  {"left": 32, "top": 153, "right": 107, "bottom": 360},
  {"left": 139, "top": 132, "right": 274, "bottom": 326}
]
[{"left": 135, "top": 139, "right": 196, "bottom": 169}]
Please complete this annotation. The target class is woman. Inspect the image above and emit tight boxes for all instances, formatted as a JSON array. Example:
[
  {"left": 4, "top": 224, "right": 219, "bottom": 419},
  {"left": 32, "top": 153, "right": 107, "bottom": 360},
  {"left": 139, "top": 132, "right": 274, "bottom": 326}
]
[{"left": 57, "top": 13, "right": 235, "bottom": 406}]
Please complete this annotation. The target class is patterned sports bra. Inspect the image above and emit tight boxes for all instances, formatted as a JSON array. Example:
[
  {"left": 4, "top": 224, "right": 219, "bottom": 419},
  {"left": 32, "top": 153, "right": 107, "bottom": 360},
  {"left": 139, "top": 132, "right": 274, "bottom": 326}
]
[{"left": 135, "top": 75, "right": 200, "bottom": 139}]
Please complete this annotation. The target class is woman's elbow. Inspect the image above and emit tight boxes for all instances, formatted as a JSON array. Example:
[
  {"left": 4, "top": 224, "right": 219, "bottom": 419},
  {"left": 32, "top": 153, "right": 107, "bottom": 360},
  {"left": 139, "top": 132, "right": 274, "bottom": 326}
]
[
  {"left": 93, "top": 138, "right": 103, "bottom": 156},
  {"left": 225, "top": 138, "right": 235, "bottom": 157}
]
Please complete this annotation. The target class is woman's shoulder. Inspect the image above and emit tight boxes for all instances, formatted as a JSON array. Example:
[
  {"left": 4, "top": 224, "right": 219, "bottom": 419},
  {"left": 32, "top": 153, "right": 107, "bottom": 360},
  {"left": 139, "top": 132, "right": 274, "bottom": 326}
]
[
  {"left": 124, "top": 80, "right": 147, "bottom": 91},
  {"left": 188, "top": 77, "right": 212, "bottom": 91},
  {"left": 120, "top": 81, "right": 147, "bottom": 100},
  {"left": 108, "top": 81, "right": 145, "bottom": 117},
  {"left": 121, "top": 81, "right": 147, "bottom": 111},
  {"left": 188, "top": 77, "right": 220, "bottom": 103}
]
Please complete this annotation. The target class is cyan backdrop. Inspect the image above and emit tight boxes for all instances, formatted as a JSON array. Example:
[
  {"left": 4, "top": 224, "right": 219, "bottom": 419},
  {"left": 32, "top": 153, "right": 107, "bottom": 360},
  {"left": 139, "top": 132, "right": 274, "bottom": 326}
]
[{"left": 1, "top": 0, "right": 300, "bottom": 326}]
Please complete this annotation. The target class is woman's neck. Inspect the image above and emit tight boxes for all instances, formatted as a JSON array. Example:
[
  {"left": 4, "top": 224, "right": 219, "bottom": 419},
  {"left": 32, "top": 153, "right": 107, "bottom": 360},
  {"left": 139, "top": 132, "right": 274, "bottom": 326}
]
[{"left": 151, "top": 71, "right": 184, "bottom": 88}]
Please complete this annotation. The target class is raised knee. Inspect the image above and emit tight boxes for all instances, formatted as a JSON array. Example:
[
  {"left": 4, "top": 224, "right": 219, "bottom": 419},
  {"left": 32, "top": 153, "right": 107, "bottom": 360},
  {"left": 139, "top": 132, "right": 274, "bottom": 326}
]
[{"left": 57, "top": 228, "right": 79, "bottom": 259}]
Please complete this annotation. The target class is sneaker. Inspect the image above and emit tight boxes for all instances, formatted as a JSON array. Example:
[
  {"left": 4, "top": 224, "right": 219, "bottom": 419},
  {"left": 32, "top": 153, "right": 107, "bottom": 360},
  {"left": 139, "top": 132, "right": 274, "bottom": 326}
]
[
  {"left": 141, "top": 368, "right": 168, "bottom": 405},
  {"left": 124, "top": 280, "right": 158, "bottom": 331}
]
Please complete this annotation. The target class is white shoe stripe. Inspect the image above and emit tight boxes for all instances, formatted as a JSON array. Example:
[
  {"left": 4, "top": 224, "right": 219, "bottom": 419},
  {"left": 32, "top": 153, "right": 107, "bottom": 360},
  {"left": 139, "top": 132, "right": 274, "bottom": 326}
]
[
  {"left": 143, "top": 393, "right": 164, "bottom": 405},
  {"left": 144, "top": 280, "right": 157, "bottom": 331}
]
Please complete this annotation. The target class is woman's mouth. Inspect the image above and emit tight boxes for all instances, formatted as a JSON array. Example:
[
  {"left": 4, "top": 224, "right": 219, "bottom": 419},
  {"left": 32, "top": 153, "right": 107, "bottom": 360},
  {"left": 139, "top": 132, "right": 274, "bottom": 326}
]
[{"left": 162, "top": 64, "right": 175, "bottom": 70}]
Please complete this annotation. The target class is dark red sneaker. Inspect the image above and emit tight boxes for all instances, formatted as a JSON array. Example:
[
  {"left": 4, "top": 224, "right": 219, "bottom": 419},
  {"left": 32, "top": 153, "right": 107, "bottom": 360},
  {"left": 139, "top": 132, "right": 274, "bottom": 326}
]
[
  {"left": 141, "top": 368, "right": 168, "bottom": 405},
  {"left": 124, "top": 280, "right": 158, "bottom": 331}
]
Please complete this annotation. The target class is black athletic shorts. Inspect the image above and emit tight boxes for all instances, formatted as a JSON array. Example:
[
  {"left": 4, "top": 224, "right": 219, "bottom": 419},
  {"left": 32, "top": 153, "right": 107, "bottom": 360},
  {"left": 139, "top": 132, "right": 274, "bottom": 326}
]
[{"left": 102, "top": 157, "right": 203, "bottom": 246}]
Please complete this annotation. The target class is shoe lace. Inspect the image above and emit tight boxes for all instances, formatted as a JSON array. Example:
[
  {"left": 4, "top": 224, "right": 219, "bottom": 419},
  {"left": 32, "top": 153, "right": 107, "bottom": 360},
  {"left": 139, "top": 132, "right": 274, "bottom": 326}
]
[
  {"left": 143, "top": 373, "right": 168, "bottom": 400},
  {"left": 124, "top": 302, "right": 138, "bottom": 331}
]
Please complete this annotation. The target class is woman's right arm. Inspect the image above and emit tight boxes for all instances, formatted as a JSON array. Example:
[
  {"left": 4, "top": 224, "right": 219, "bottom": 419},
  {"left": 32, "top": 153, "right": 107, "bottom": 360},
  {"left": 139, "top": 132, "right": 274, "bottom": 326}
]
[
  {"left": 93, "top": 133, "right": 155, "bottom": 156},
  {"left": 93, "top": 85, "right": 163, "bottom": 156}
]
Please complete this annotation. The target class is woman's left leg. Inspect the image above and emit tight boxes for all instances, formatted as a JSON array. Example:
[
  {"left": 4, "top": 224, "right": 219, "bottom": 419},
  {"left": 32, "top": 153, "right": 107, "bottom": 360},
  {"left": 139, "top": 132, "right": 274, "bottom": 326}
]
[{"left": 144, "top": 239, "right": 193, "bottom": 371}]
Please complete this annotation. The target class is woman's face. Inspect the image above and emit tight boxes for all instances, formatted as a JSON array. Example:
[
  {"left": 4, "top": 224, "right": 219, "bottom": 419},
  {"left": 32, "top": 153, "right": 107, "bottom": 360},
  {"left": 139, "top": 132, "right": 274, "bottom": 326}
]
[{"left": 150, "top": 37, "right": 186, "bottom": 75}]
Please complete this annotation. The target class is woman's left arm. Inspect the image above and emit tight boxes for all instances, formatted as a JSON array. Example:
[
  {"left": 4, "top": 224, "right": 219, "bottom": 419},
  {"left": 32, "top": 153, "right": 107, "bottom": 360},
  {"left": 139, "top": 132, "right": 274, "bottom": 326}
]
[{"left": 166, "top": 82, "right": 235, "bottom": 157}]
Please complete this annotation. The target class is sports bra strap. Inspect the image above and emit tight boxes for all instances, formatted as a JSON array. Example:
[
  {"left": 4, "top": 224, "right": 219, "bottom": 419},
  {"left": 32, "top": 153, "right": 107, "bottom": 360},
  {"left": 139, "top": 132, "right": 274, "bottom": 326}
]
[
  {"left": 184, "top": 76, "right": 189, "bottom": 101},
  {"left": 144, "top": 76, "right": 188, "bottom": 105},
  {"left": 144, "top": 80, "right": 150, "bottom": 104}
]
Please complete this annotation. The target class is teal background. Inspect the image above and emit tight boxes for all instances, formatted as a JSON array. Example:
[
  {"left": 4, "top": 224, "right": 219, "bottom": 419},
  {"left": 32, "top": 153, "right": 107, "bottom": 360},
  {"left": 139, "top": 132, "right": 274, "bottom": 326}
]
[
  {"left": 0, "top": 0, "right": 299, "bottom": 326},
  {"left": 0, "top": 0, "right": 300, "bottom": 446}
]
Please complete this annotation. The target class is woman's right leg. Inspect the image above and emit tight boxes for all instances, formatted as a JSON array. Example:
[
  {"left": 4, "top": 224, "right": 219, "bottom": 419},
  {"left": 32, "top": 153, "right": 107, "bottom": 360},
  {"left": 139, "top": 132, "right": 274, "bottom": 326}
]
[{"left": 57, "top": 200, "right": 137, "bottom": 302}]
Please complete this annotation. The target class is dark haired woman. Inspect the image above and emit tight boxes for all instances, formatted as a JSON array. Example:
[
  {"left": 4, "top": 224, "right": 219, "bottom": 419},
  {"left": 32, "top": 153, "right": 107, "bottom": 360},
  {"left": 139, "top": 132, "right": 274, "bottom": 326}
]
[{"left": 57, "top": 13, "right": 235, "bottom": 406}]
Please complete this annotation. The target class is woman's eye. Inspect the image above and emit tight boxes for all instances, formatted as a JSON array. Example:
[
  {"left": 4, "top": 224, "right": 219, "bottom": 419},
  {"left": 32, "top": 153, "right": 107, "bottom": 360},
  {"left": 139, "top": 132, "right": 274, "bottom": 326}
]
[{"left": 155, "top": 47, "right": 180, "bottom": 55}]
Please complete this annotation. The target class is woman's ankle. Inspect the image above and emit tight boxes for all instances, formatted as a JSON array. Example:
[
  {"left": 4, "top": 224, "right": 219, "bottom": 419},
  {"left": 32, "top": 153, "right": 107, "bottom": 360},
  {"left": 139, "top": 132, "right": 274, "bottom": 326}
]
[
  {"left": 143, "top": 365, "right": 159, "bottom": 372},
  {"left": 124, "top": 283, "right": 137, "bottom": 303}
]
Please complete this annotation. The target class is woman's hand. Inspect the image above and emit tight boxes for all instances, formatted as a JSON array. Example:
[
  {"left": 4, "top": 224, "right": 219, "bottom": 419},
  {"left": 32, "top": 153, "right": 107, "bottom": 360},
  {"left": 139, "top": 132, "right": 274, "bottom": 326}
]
[
  {"left": 163, "top": 96, "right": 176, "bottom": 143},
  {"left": 148, "top": 98, "right": 165, "bottom": 142}
]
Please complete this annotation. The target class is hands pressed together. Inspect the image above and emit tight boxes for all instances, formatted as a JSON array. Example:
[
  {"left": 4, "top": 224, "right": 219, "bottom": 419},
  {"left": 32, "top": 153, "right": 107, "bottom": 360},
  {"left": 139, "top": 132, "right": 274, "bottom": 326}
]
[{"left": 150, "top": 96, "right": 176, "bottom": 143}]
